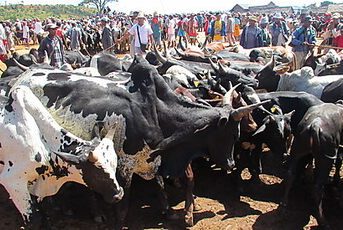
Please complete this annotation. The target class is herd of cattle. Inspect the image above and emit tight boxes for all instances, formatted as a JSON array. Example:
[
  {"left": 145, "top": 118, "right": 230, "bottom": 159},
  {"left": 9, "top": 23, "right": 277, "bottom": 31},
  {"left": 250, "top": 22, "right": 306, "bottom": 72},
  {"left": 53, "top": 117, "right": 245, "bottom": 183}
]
[{"left": 0, "top": 41, "right": 342, "bottom": 229}]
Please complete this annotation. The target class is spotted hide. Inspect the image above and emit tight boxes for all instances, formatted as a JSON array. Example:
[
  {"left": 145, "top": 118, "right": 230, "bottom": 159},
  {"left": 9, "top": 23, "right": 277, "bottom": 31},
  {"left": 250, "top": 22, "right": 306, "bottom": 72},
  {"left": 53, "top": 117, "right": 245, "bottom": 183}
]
[{"left": 0, "top": 85, "right": 124, "bottom": 223}]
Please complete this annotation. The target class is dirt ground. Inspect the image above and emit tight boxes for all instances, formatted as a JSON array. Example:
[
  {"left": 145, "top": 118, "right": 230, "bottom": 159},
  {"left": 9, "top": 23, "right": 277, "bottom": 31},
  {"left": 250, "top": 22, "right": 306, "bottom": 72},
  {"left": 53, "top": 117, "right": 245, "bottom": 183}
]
[{"left": 0, "top": 151, "right": 342, "bottom": 230}]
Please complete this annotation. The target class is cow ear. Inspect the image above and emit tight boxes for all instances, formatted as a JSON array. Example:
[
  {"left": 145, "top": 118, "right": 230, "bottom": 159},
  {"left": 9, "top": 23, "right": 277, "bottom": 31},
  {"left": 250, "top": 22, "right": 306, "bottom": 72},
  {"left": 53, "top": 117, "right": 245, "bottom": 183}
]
[
  {"left": 54, "top": 151, "right": 87, "bottom": 165},
  {"left": 217, "top": 117, "right": 228, "bottom": 127},
  {"left": 284, "top": 110, "right": 295, "bottom": 119},
  {"left": 252, "top": 124, "right": 266, "bottom": 136}
]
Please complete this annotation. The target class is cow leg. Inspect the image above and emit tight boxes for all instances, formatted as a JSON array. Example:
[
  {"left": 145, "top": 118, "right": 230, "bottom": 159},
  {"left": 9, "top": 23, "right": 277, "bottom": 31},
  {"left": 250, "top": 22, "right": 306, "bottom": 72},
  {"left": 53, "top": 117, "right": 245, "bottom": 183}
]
[
  {"left": 155, "top": 175, "right": 171, "bottom": 216},
  {"left": 280, "top": 155, "right": 299, "bottom": 207},
  {"left": 313, "top": 156, "right": 334, "bottom": 228},
  {"left": 113, "top": 189, "right": 130, "bottom": 230},
  {"left": 333, "top": 148, "right": 342, "bottom": 185},
  {"left": 249, "top": 146, "right": 262, "bottom": 183},
  {"left": 184, "top": 163, "right": 195, "bottom": 227}
]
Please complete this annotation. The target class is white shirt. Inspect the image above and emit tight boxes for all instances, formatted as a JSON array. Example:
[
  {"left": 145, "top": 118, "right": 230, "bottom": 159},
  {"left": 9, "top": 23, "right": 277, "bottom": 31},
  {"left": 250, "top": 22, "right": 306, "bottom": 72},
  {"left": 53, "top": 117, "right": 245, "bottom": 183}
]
[
  {"left": 34, "top": 22, "right": 43, "bottom": 34},
  {"left": 168, "top": 19, "right": 176, "bottom": 35},
  {"left": 128, "top": 23, "right": 153, "bottom": 48},
  {"left": 22, "top": 25, "right": 30, "bottom": 39}
]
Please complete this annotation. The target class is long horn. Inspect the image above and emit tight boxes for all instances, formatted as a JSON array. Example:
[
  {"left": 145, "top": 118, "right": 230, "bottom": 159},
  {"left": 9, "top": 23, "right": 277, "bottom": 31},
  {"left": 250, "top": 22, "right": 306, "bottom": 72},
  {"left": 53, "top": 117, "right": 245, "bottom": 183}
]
[
  {"left": 201, "top": 36, "right": 209, "bottom": 50},
  {"left": 209, "top": 58, "right": 219, "bottom": 72},
  {"left": 231, "top": 100, "right": 271, "bottom": 121},
  {"left": 153, "top": 44, "right": 167, "bottom": 64},
  {"left": 222, "top": 83, "right": 241, "bottom": 107},
  {"left": 163, "top": 40, "right": 168, "bottom": 57},
  {"left": 174, "top": 47, "right": 185, "bottom": 57},
  {"left": 218, "top": 62, "right": 227, "bottom": 74},
  {"left": 30, "top": 54, "right": 38, "bottom": 65},
  {"left": 179, "top": 37, "right": 186, "bottom": 51},
  {"left": 13, "top": 58, "right": 29, "bottom": 71}
]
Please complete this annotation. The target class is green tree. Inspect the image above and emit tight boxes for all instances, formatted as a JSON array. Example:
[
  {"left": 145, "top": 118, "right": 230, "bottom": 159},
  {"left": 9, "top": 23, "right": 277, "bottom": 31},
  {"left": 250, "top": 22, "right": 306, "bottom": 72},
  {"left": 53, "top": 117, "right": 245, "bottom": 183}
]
[
  {"left": 79, "top": 0, "right": 117, "bottom": 14},
  {"left": 320, "top": 1, "right": 334, "bottom": 7}
]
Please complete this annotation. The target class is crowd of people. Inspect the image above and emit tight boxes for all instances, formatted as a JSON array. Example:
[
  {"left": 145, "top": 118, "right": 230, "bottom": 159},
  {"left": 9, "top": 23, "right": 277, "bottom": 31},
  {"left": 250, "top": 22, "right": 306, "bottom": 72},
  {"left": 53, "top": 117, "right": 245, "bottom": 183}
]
[{"left": 0, "top": 9, "right": 343, "bottom": 68}]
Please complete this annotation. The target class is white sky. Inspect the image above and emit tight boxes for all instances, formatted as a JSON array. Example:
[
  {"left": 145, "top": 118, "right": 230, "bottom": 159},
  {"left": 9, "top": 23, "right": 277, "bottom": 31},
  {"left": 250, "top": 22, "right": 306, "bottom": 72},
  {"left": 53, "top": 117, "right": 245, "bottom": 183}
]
[{"left": 2, "top": 0, "right": 343, "bottom": 14}]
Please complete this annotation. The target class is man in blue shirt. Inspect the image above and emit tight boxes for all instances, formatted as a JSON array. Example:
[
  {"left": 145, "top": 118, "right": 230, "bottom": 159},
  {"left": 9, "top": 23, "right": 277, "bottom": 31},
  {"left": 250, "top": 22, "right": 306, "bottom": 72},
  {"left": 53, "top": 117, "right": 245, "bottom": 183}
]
[{"left": 291, "top": 15, "right": 316, "bottom": 69}]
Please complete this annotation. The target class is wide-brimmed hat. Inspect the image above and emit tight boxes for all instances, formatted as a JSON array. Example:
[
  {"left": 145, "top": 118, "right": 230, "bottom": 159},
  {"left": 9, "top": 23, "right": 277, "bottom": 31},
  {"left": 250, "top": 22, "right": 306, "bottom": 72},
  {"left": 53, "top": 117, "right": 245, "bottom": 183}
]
[
  {"left": 44, "top": 23, "right": 58, "bottom": 30},
  {"left": 101, "top": 17, "right": 109, "bottom": 22},
  {"left": 249, "top": 16, "right": 258, "bottom": 22},
  {"left": 137, "top": 12, "right": 146, "bottom": 19},
  {"left": 274, "top": 13, "right": 283, "bottom": 19}
]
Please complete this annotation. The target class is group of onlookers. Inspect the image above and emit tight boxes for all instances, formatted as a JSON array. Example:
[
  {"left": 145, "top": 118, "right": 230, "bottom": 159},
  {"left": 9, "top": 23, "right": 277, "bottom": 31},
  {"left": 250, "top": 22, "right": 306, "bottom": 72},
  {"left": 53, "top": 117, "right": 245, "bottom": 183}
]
[{"left": 1, "top": 9, "right": 343, "bottom": 68}]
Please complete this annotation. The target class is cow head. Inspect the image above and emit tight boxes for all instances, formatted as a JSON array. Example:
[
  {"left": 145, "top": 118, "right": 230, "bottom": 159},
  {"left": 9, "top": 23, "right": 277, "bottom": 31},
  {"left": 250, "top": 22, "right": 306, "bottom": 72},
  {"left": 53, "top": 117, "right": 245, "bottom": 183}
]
[
  {"left": 209, "top": 59, "right": 259, "bottom": 88},
  {"left": 206, "top": 86, "right": 269, "bottom": 171},
  {"left": 253, "top": 106, "right": 294, "bottom": 159},
  {"left": 55, "top": 122, "right": 124, "bottom": 203},
  {"left": 255, "top": 56, "right": 291, "bottom": 92}
]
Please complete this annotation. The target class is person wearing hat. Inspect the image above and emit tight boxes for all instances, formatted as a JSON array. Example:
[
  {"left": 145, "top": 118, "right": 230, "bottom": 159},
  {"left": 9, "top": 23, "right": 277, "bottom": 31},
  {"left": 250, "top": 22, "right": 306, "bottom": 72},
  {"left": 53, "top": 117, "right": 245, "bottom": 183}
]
[
  {"left": 240, "top": 16, "right": 263, "bottom": 49},
  {"left": 270, "top": 13, "right": 290, "bottom": 46},
  {"left": 118, "top": 12, "right": 154, "bottom": 55},
  {"left": 101, "top": 17, "right": 114, "bottom": 51},
  {"left": 151, "top": 12, "right": 162, "bottom": 48},
  {"left": 291, "top": 15, "right": 316, "bottom": 69},
  {"left": 38, "top": 23, "right": 65, "bottom": 68},
  {"left": 69, "top": 21, "right": 83, "bottom": 51},
  {"left": 260, "top": 17, "right": 271, "bottom": 47},
  {"left": 210, "top": 13, "right": 226, "bottom": 42}
]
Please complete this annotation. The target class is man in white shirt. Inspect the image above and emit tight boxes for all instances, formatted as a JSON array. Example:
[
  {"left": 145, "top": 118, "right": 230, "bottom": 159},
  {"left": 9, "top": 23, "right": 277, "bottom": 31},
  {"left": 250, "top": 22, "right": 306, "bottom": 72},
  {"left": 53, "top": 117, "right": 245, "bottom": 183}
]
[
  {"left": 167, "top": 15, "right": 176, "bottom": 48},
  {"left": 119, "top": 12, "right": 154, "bottom": 55},
  {"left": 34, "top": 19, "right": 44, "bottom": 45}
]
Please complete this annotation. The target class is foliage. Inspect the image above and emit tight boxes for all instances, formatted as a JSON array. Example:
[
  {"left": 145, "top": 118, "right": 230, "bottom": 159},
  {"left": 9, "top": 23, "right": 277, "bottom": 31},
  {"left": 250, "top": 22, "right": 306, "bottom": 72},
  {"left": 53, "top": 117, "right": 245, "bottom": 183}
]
[
  {"left": 0, "top": 4, "right": 97, "bottom": 21},
  {"left": 320, "top": 1, "right": 334, "bottom": 7},
  {"left": 79, "top": 0, "right": 117, "bottom": 14}
]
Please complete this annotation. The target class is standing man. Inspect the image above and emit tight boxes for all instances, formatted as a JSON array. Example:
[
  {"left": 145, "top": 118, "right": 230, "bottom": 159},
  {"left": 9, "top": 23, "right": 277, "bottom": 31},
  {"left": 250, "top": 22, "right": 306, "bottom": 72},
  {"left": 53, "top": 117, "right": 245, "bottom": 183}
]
[
  {"left": 210, "top": 13, "right": 226, "bottom": 42},
  {"left": 101, "top": 17, "right": 114, "bottom": 51},
  {"left": 226, "top": 13, "right": 236, "bottom": 46},
  {"left": 119, "top": 12, "right": 153, "bottom": 55},
  {"left": 291, "top": 15, "right": 316, "bottom": 69},
  {"left": 151, "top": 12, "right": 162, "bottom": 49},
  {"left": 38, "top": 23, "right": 65, "bottom": 68},
  {"left": 70, "top": 21, "right": 83, "bottom": 51},
  {"left": 240, "top": 16, "right": 263, "bottom": 49},
  {"left": 260, "top": 17, "right": 271, "bottom": 47},
  {"left": 270, "top": 13, "right": 290, "bottom": 46}
]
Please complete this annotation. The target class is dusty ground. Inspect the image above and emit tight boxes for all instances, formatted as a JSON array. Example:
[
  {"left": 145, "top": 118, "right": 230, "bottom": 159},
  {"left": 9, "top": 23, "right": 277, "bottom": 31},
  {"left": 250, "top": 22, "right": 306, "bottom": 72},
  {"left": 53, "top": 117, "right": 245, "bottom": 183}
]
[{"left": 0, "top": 151, "right": 342, "bottom": 230}]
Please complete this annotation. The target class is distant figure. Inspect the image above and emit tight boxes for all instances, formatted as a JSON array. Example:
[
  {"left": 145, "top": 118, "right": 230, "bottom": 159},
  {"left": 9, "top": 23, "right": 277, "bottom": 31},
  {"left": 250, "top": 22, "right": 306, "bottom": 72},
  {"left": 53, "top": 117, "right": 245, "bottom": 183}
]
[
  {"left": 101, "top": 17, "right": 114, "bottom": 51},
  {"left": 210, "top": 13, "right": 226, "bottom": 42},
  {"left": 70, "top": 21, "right": 83, "bottom": 51},
  {"left": 270, "top": 13, "right": 290, "bottom": 46}
]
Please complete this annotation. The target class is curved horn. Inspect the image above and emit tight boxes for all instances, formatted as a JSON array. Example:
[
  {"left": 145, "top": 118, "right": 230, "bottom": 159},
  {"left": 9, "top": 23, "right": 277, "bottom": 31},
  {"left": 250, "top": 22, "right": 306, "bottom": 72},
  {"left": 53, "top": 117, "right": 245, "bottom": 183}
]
[
  {"left": 54, "top": 151, "right": 86, "bottom": 164},
  {"left": 218, "top": 62, "right": 227, "bottom": 75},
  {"left": 43, "top": 51, "right": 49, "bottom": 64},
  {"left": 231, "top": 100, "right": 271, "bottom": 121},
  {"left": 153, "top": 44, "right": 167, "bottom": 64},
  {"left": 179, "top": 37, "right": 187, "bottom": 51},
  {"left": 174, "top": 47, "right": 186, "bottom": 57},
  {"left": 30, "top": 54, "right": 38, "bottom": 65},
  {"left": 13, "top": 58, "right": 29, "bottom": 71},
  {"left": 201, "top": 36, "right": 209, "bottom": 50},
  {"left": 269, "top": 55, "right": 276, "bottom": 69},
  {"left": 222, "top": 83, "right": 241, "bottom": 107},
  {"left": 209, "top": 58, "right": 219, "bottom": 73},
  {"left": 163, "top": 40, "right": 168, "bottom": 57}
]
